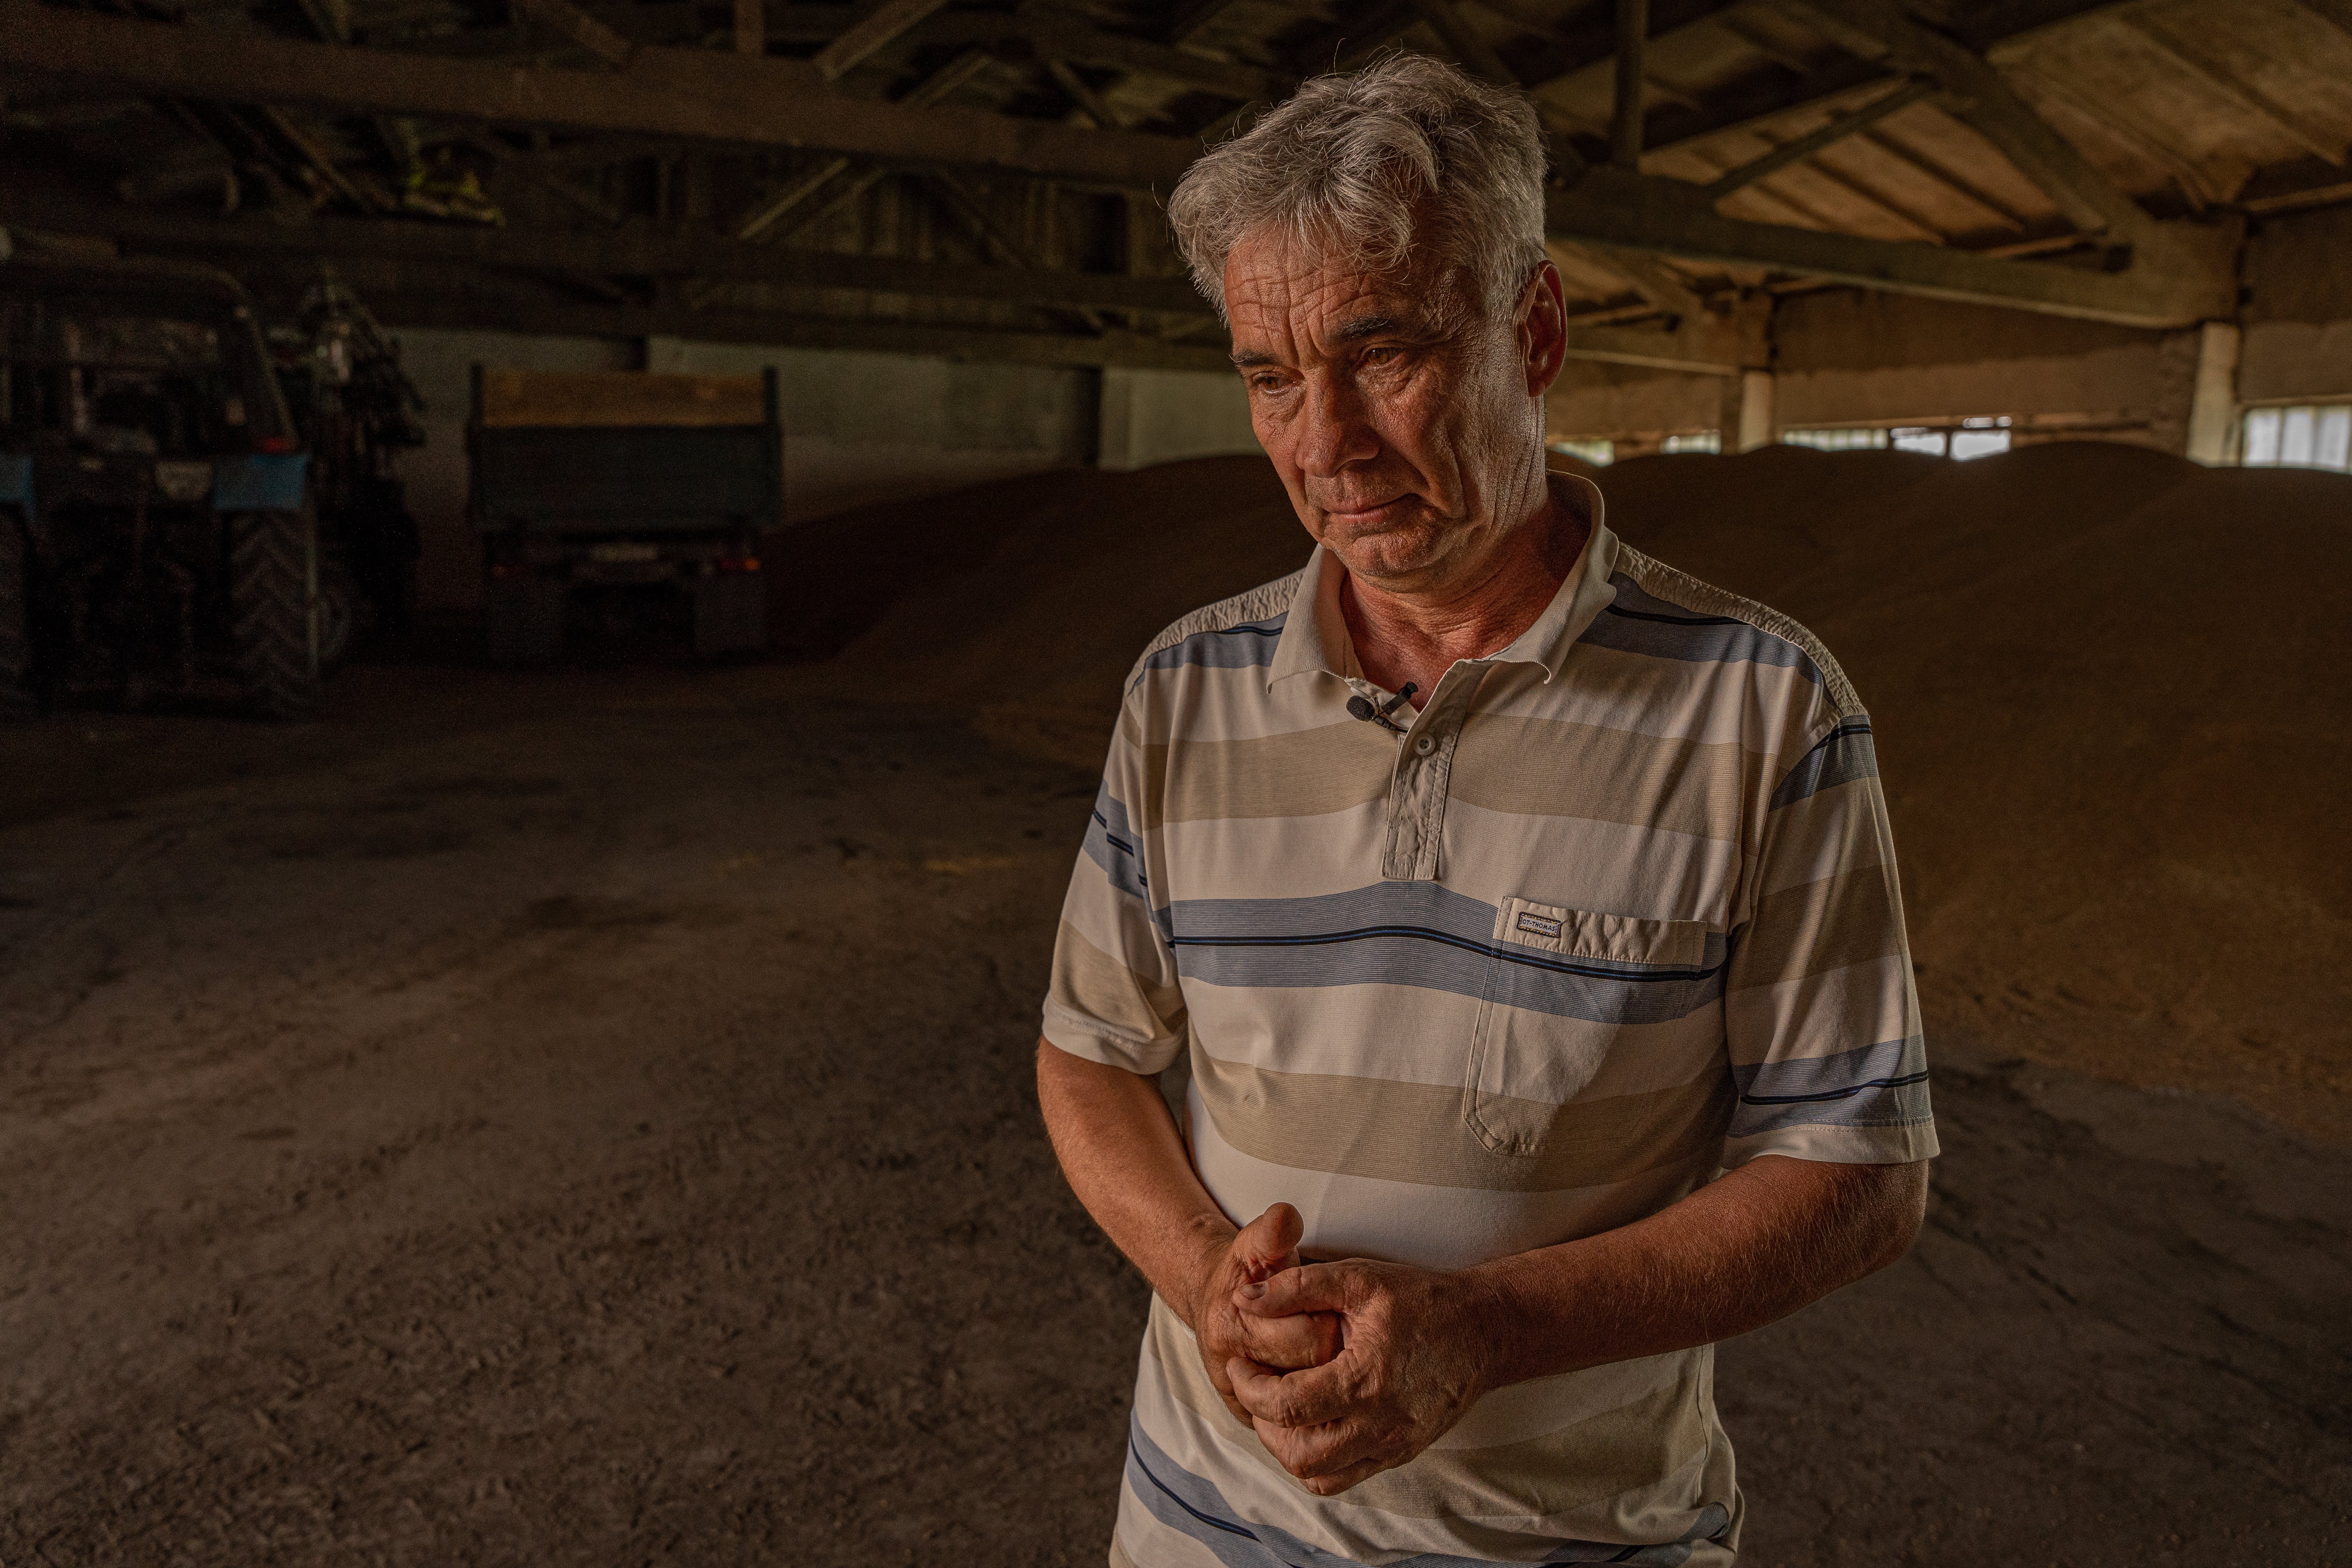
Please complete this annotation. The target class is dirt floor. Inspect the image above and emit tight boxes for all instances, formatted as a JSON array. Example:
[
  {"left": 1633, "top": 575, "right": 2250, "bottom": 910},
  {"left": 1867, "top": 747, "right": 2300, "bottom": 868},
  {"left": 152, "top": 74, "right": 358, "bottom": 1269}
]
[{"left": 1, "top": 455, "right": 2347, "bottom": 1564}]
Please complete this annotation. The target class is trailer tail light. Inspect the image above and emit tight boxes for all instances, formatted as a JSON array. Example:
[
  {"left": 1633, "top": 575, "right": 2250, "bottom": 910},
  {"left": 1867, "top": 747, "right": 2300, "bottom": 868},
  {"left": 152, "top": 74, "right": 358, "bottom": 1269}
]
[{"left": 718, "top": 555, "right": 760, "bottom": 573}]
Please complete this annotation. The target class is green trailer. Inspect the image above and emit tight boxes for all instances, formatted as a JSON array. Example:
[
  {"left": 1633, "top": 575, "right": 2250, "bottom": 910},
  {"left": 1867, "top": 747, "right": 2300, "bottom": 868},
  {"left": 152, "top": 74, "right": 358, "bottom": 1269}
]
[{"left": 469, "top": 366, "right": 780, "bottom": 664}]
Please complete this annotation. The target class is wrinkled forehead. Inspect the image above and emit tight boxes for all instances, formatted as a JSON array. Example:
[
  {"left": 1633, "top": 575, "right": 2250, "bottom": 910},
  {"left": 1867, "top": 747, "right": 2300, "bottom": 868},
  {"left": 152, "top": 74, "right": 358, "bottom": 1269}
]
[{"left": 1222, "top": 225, "right": 1465, "bottom": 351}]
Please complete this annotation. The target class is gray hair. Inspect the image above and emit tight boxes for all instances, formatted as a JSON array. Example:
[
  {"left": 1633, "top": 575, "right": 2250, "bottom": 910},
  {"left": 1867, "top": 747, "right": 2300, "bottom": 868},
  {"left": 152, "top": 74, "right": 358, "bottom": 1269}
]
[{"left": 1165, "top": 54, "right": 1548, "bottom": 330}]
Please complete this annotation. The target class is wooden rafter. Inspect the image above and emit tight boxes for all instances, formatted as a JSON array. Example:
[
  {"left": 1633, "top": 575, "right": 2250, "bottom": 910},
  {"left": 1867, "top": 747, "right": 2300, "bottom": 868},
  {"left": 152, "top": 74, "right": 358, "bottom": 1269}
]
[
  {"left": 1164, "top": 0, "right": 1246, "bottom": 47},
  {"left": 1613, "top": 0, "right": 1650, "bottom": 169},
  {"left": 512, "top": 0, "right": 637, "bottom": 68},
  {"left": 1780, "top": 147, "right": 1948, "bottom": 243},
  {"left": 2116, "top": 12, "right": 2345, "bottom": 167},
  {"left": 0, "top": 0, "right": 2252, "bottom": 332},
  {"left": 0, "top": 1, "right": 1200, "bottom": 187},
  {"left": 733, "top": 48, "right": 993, "bottom": 240},
  {"left": 0, "top": 181, "right": 1215, "bottom": 316},
  {"left": 1046, "top": 60, "right": 1123, "bottom": 131},
  {"left": 1787, "top": 0, "right": 2151, "bottom": 238},
  {"left": 810, "top": 0, "right": 950, "bottom": 83},
  {"left": 2004, "top": 58, "right": 2229, "bottom": 208},
  {"left": 1855, "top": 127, "right": 2031, "bottom": 232},
  {"left": 916, "top": 14, "right": 1288, "bottom": 101},
  {"left": 1702, "top": 78, "right": 1938, "bottom": 199},
  {"left": 377, "top": 290, "right": 1237, "bottom": 370},
  {"left": 1408, "top": 0, "right": 1521, "bottom": 84},
  {"left": 1546, "top": 167, "right": 2235, "bottom": 327}
]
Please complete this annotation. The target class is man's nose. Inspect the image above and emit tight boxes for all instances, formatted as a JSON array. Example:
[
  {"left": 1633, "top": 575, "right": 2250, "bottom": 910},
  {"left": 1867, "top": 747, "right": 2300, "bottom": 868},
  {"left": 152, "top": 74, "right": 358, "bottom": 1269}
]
[{"left": 1296, "top": 374, "right": 1379, "bottom": 477}]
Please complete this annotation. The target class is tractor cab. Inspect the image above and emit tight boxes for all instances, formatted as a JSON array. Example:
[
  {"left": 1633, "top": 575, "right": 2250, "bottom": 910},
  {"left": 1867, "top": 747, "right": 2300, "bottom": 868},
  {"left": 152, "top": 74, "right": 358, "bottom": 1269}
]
[{"left": 0, "top": 252, "right": 320, "bottom": 715}]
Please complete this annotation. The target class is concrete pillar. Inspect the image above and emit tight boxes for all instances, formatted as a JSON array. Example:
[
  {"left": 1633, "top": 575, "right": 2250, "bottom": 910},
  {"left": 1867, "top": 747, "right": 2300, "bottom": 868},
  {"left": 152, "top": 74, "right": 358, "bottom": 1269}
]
[
  {"left": 2185, "top": 321, "right": 2243, "bottom": 466},
  {"left": 641, "top": 334, "right": 690, "bottom": 372},
  {"left": 1097, "top": 366, "right": 1138, "bottom": 471},
  {"left": 1719, "top": 369, "right": 1777, "bottom": 453}
]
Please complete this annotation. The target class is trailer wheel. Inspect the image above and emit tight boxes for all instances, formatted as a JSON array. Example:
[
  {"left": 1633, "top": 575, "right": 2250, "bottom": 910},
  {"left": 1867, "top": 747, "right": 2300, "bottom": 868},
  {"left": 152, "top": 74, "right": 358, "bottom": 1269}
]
[
  {"left": 229, "top": 508, "right": 321, "bottom": 718},
  {"left": 0, "top": 516, "right": 32, "bottom": 717}
]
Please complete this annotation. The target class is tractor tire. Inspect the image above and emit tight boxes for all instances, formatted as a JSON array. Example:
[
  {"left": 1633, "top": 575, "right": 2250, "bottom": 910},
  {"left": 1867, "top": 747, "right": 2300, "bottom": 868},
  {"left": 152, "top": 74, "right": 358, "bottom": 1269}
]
[
  {"left": 0, "top": 517, "right": 32, "bottom": 717},
  {"left": 317, "top": 556, "right": 360, "bottom": 674},
  {"left": 229, "top": 509, "right": 321, "bottom": 719}
]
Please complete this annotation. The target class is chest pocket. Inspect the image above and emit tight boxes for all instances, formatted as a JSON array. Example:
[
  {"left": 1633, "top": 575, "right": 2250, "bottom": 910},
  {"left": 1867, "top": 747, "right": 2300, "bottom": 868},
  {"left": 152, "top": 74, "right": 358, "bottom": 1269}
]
[{"left": 1465, "top": 896, "right": 1712, "bottom": 1158}]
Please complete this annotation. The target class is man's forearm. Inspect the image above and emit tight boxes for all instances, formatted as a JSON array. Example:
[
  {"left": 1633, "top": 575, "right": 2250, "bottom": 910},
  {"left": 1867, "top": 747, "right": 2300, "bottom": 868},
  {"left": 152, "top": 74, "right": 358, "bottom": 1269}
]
[
  {"left": 1467, "top": 1156, "right": 1927, "bottom": 1389},
  {"left": 1035, "top": 1037, "right": 1232, "bottom": 1328}
]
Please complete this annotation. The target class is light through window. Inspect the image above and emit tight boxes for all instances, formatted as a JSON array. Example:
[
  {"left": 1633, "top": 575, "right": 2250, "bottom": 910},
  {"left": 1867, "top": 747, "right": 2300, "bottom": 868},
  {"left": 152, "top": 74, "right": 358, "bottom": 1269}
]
[
  {"left": 2243, "top": 405, "right": 2352, "bottom": 472},
  {"left": 1785, "top": 420, "right": 2011, "bottom": 460},
  {"left": 1546, "top": 437, "right": 1615, "bottom": 466},
  {"left": 1782, "top": 427, "right": 1889, "bottom": 451}
]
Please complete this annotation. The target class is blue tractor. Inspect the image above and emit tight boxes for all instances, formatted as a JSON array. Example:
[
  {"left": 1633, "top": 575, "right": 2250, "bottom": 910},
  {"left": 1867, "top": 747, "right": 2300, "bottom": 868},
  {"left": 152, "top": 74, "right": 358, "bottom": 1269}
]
[{"left": 0, "top": 252, "right": 319, "bottom": 717}]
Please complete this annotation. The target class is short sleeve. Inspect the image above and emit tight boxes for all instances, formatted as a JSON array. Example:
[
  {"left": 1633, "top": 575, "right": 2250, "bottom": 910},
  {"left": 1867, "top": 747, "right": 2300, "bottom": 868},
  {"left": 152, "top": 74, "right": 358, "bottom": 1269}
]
[
  {"left": 1041, "top": 696, "right": 1188, "bottom": 1074},
  {"left": 1720, "top": 715, "right": 1938, "bottom": 1168}
]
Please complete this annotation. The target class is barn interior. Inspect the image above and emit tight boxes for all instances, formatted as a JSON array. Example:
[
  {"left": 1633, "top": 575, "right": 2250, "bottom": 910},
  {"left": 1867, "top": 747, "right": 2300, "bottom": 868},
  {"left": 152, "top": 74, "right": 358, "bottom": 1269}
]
[{"left": 2, "top": 0, "right": 2349, "bottom": 1562}]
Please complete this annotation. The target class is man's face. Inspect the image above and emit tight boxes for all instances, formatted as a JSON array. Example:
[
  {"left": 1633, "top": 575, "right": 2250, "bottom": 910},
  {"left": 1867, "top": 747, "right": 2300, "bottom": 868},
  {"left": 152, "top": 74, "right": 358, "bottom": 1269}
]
[{"left": 1225, "top": 229, "right": 1560, "bottom": 595}]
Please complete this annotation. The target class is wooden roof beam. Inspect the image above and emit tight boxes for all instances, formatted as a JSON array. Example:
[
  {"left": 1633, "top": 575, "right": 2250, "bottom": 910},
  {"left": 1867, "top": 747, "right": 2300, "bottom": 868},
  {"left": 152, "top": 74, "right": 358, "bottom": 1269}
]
[
  {"left": 1782, "top": 0, "right": 2151, "bottom": 239},
  {"left": 0, "top": 181, "right": 1217, "bottom": 316},
  {"left": 915, "top": 14, "right": 1289, "bottom": 101},
  {"left": 0, "top": 0, "right": 1200, "bottom": 189},
  {"left": 1546, "top": 166, "right": 2235, "bottom": 327},
  {"left": 2289, "top": 0, "right": 2352, "bottom": 38},
  {"left": 1409, "top": 0, "right": 1523, "bottom": 85},
  {"left": 367, "top": 290, "right": 1237, "bottom": 371},
  {"left": 1165, "top": 0, "right": 1246, "bottom": 47},
  {"left": 733, "top": 47, "right": 993, "bottom": 240},
  {"left": 1588, "top": 1, "right": 2145, "bottom": 174},
  {"left": 512, "top": 0, "right": 639, "bottom": 68},
  {"left": 1613, "top": 0, "right": 1650, "bottom": 168},
  {"left": 2117, "top": 12, "right": 2346, "bottom": 167},
  {"left": 1854, "top": 127, "right": 2031, "bottom": 232},
  {"left": 811, "top": 0, "right": 951, "bottom": 82},
  {"left": 2005, "top": 58, "right": 2229, "bottom": 209},
  {"left": 1702, "top": 77, "right": 1936, "bottom": 198}
]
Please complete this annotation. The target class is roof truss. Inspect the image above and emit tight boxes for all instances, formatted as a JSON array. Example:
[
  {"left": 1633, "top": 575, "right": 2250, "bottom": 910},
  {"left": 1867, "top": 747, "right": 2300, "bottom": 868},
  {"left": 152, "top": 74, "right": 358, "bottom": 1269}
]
[{"left": 0, "top": 0, "right": 2308, "bottom": 361}]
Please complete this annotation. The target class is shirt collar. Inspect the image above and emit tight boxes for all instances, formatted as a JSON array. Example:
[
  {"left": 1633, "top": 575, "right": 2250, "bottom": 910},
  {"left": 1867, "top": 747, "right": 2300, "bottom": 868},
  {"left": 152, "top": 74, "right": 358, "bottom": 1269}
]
[{"left": 1266, "top": 470, "right": 1619, "bottom": 690}]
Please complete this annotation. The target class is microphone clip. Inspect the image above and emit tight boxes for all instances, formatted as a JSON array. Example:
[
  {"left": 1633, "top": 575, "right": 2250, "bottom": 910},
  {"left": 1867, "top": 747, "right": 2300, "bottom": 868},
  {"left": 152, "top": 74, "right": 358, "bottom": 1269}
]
[{"left": 1345, "top": 682, "right": 1418, "bottom": 735}]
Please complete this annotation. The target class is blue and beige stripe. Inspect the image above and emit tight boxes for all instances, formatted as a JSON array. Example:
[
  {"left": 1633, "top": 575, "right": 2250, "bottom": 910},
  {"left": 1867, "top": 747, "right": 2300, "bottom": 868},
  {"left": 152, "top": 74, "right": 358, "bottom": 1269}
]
[{"left": 1045, "top": 502, "right": 1931, "bottom": 1568}]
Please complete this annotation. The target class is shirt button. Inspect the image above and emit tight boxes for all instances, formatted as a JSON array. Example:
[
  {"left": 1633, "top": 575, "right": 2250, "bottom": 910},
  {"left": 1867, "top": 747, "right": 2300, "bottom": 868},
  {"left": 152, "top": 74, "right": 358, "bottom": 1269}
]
[{"left": 1413, "top": 734, "right": 1436, "bottom": 756}]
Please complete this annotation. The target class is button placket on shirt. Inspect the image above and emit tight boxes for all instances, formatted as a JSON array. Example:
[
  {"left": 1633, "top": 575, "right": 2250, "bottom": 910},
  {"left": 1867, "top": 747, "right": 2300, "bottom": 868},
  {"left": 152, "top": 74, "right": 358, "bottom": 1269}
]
[{"left": 1379, "top": 661, "right": 1492, "bottom": 883}]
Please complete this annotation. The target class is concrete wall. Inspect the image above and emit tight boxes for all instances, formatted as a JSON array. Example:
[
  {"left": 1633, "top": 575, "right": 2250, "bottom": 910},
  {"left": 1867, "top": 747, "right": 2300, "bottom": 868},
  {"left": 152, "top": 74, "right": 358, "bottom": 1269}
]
[
  {"left": 1769, "top": 292, "right": 2198, "bottom": 449},
  {"left": 2241, "top": 203, "right": 2352, "bottom": 405},
  {"left": 390, "top": 327, "right": 1099, "bottom": 612},
  {"left": 1097, "top": 367, "right": 1259, "bottom": 471},
  {"left": 1546, "top": 359, "right": 1723, "bottom": 444},
  {"left": 1550, "top": 205, "right": 2352, "bottom": 456},
  {"left": 1547, "top": 292, "right": 2208, "bottom": 454}
]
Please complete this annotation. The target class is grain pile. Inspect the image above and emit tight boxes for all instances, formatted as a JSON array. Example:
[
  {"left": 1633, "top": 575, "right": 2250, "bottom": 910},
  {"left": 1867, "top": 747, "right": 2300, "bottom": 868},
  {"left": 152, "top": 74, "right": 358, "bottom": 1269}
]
[
  {"left": 802, "top": 443, "right": 2352, "bottom": 1143},
  {"left": 1601, "top": 443, "right": 2351, "bottom": 1145}
]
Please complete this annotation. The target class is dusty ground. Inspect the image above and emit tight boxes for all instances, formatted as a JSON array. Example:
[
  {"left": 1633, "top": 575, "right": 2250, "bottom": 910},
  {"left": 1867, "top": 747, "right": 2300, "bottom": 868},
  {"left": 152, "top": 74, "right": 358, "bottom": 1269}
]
[{"left": 1, "top": 654, "right": 2347, "bottom": 1566}]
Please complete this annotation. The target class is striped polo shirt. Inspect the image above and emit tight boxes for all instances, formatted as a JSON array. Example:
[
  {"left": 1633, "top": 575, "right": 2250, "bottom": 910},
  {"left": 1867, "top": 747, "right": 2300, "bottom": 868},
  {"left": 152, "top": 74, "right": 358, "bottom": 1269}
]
[{"left": 1043, "top": 474, "right": 1937, "bottom": 1568}]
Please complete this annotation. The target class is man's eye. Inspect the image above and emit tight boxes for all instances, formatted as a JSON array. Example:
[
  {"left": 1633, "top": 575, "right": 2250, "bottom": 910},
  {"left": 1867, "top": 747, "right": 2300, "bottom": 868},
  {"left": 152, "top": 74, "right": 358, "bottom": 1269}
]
[{"left": 1361, "top": 346, "right": 1399, "bottom": 367}]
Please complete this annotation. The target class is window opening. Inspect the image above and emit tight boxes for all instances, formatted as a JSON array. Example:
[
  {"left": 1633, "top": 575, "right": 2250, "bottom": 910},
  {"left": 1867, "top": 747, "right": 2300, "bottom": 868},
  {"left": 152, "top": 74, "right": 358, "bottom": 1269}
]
[{"left": 2243, "top": 405, "right": 2352, "bottom": 472}]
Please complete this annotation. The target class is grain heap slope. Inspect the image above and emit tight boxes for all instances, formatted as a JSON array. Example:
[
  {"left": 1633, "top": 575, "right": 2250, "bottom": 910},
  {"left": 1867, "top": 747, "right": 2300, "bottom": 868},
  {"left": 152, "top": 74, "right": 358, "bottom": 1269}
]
[{"left": 808, "top": 445, "right": 2350, "bottom": 1143}]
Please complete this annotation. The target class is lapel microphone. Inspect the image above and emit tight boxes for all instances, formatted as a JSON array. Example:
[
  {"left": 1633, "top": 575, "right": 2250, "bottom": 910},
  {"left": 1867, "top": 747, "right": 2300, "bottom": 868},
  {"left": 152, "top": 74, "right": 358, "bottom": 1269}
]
[{"left": 1346, "top": 683, "right": 1417, "bottom": 734}]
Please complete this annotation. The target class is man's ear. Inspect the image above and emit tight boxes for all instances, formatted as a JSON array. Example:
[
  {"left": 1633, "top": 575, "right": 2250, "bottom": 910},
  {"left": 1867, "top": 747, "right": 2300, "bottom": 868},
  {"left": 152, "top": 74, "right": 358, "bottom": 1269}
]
[{"left": 1520, "top": 260, "right": 1568, "bottom": 397}]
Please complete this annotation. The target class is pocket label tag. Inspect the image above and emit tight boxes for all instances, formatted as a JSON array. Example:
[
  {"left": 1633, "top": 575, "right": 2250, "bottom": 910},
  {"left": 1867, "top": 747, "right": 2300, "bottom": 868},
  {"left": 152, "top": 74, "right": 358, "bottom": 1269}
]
[{"left": 1514, "top": 911, "right": 1564, "bottom": 940}]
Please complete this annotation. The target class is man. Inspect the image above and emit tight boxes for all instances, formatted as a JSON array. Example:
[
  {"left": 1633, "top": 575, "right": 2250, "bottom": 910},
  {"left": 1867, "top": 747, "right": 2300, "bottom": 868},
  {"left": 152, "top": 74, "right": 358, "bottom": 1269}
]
[{"left": 1037, "top": 54, "right": 1936, "bottom": 1567}]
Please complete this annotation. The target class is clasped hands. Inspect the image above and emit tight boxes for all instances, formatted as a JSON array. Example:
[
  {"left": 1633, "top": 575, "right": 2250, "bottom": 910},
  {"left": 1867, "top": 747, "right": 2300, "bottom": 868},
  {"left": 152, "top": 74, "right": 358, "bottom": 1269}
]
[{"left": 1184, "top": 1203, "right": 1499, "bottom": 1497}]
